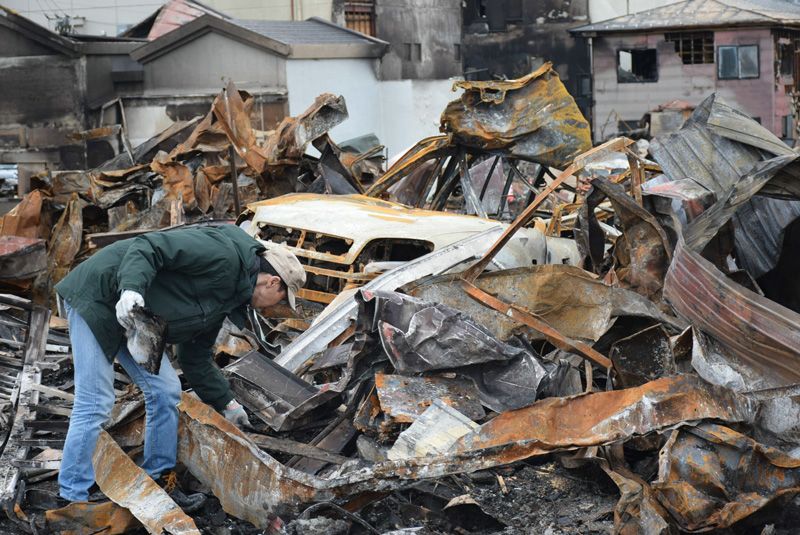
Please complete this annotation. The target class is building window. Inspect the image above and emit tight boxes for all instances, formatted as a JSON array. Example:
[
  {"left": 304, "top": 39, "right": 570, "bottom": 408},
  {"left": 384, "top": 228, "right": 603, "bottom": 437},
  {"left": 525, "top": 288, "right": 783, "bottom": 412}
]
[
  {"left": 665, "top": 31, "right": 714, "bottom": 64},
  {"left": 403, "top": 43, "right": 421, "bottom": 61},
  {"left": 344, "top": 1, "right": 375, "bottom": 36},
  {"left": 505, "top": 0, "right": 523, "bottom": 22},
  {"left": 718, "top": 45, "right": 759, "bottom": 79},
  {"left": 617, "top": 49, "right": 658, "bottom": 83},
  {"left": 454, "top": 43, "right": 461, "bottom": 61}
]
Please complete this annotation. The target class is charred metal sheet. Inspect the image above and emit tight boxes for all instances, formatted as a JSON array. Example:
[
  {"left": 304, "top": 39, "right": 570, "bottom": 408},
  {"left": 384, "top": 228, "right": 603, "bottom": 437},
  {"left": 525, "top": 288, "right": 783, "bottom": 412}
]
[
  {"left": 365, "top": 135, "right": 452, "bottom": 198},
  {"left": 578, "top": 177, "right": 672, "bottom": 299},
  {"left": 224, "top": 350, "right": 318, "bottom": 430},
  {"left": 599, "top": 459, "right": 674, "bottom": 535},
  {"left": 388, "top": 399, "right": 478, "bottom": 460},
  {"left": 452, "top": 375, "right": 755, "bottom": 459},
  {"left": 664, "top": 236, "right": 800, "bottom": 386},
  {"left": 653, "top": 423, "right": 800, "bottom": 532},
  {"left": 610, "top": 324, "right": 675, "bottom": 387},
  {"left": 263, "top": 93, "right": 348, "bottom": 166},
  {"left": 651, "top": 94, "right": 800, "bottom": 278},
  {"left": 275, "top": 227, "right": 507, "bottom": 373},
  {"left": 366, "top": 290, "right": 529, "bottom": 373},
  {"left": 440, "top": 62, "right": 591, "bottom": 168},
  {"left": 0, "top": 299, "right": 48, "bottom": 508},
  {"left": 92, "top": 430, "right": 200, "bottom": 534},
  {"left": 0, "top": 236, "right": 46, "bottom": 281},
  {"left": 374, "top": 373, "right": 485, "bottom": 423},
  {"left": 407, "top": 264, "right": 677, "bottom": 344}
]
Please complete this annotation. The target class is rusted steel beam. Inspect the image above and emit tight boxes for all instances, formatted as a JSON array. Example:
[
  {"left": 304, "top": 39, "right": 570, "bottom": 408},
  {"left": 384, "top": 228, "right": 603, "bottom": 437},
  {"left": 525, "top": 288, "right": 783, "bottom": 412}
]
[
  {"left": 93, "top": 430, "right": 200, "bottom": 534},
  {"left": 460, "top": 280, "right": 612, "bottom": 369},
  {"left": 177, "top": 377, "right": 754, "bottom": 518},
  {"left": 462, "top": 137, "right": 633, "bottom": 282}
]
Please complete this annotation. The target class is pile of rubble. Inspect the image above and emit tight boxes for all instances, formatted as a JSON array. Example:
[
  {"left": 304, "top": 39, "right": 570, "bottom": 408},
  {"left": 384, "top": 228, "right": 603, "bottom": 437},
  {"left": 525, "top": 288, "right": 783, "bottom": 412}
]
[{"left": 0, "top": 65, "right": 799, "bottom": 534}]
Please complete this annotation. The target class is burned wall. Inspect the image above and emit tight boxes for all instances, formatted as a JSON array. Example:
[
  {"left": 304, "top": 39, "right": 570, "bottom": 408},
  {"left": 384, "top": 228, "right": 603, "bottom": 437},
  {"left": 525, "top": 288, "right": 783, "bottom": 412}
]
[
  {"left": 462, "top": 0, "right": 592, "bottom": 123},
  {"left": 0, "top": 49, "right": 86, "bottom": 169},
  {"left": 591, "top": 28, "right": 782, "bottom": 142},
  {"left": 375, "top": 0, "right": 462, "bottom": 80}
]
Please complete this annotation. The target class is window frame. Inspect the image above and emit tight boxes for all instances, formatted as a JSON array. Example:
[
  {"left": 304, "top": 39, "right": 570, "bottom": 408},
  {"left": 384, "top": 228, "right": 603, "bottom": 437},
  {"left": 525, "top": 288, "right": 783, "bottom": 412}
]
[
  {"left": 717, "top": 44, "right": 760, "bottom": 80},
  {"left": 664, "top": 31, "right": 714, "bottom": 64},
  {"left": 616, "top": 48, "right": 659, "bottom": 84}
]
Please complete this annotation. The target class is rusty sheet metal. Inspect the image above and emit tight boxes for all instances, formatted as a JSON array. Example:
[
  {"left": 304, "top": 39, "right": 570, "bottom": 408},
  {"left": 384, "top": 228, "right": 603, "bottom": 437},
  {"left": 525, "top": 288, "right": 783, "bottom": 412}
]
[
  {"left": 92, "top": 430, "right": 200, "bottom": 534},
  {"left": 0, "top": 236, "right": 46, "bottom": 281},
  {"left": 374, "top": 373, "right": 485, "bottom": 422},
  {"left": 45, "top": 501, "right": 140, "bottom": 535},
  {"left": 452, "top": 375, "right": 755, "bottom": 458},
  {"left": 263, "top": 92, "right": 348, "bottom": 166},
  {"left": 212, "top": 81, "right": 270, "bottom": 174},
  {"left": 407, "top": 264, "right": 677, "bottom": 344},
  {"left": 48, "top": 193, "right": 84, "bottom": 287},
  {"left": 461, "top": 280, "right": 612, "bottom": 369},
  {"left": 440, "top": 62, "right": 591, "bottom": 168},
  {"left": 664, "top": 235, "right": 800, "bottom": 386},
  {"left": 579, "top": 177, "right": 672, "bottom": 299},
  {"left": 177, "top": 378, "right": 754, "bottom": 516},
  {"left": 0, "top": 190, "right": 51, "bottom": 240},
  {"left": 653, "top": 423, "right": 800, "bottom": 532}
]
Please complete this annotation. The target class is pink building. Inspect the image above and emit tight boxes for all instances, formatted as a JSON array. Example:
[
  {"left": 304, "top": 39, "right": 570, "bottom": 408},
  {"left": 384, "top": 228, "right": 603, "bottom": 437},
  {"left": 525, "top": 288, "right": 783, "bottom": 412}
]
[{"left": 572, "top": 0, "right": 800, "bottom": 142}]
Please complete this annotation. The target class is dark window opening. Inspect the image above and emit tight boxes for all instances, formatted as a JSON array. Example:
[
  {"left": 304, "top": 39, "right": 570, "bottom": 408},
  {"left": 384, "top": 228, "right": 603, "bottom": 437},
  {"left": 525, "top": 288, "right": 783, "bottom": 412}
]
[
  {"left": 578, "top": 74, "right": 592, "bottom": 97},
  {"left": 665, "top": 31, "right": 714, "bottom": 64},
  {"left": 344, "top": 1, "right": 375, "bottom": 36},
  {"left": 617, "top": 49, "right": 658, "bottom": 83},
  {"left": 505, "top": 0, "right": 523, "bottom": 22},
  {"left": 718, "top": 45, "right": 759, "bottom": 79},
  {"left": 454, "top": 43, "right": 461, "bottom": 61}
]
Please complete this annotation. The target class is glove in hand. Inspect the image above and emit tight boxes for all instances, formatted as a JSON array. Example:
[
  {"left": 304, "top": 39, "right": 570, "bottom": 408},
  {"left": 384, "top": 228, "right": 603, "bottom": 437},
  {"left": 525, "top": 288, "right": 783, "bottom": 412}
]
[
  {"left": 223, "top": 399, "right": 251, "bottom": 428},
  {"left": 115, "top": 290, "right": 144, "bottom": 329}
]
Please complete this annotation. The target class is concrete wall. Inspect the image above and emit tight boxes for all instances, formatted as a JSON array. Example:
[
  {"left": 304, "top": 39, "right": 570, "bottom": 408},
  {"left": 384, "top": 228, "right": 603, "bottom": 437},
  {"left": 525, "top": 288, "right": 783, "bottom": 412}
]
[
  {"left": 286, "top": 58, "right": 455, "bottom": 158},
  {"left": 143, "top": 31, "right": 287, "bottom": 95},
  {"left": 375, "top": 0, "right": 462, "bottom": 80},
  {"left": 591, "top": 28, "right": 782, "bottom": 140}
]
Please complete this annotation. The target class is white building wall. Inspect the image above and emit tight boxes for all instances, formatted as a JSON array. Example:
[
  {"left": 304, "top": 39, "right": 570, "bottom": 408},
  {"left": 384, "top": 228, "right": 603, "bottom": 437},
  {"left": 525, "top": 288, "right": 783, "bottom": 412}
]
[
  {"left": 286, "top": 59, "right": 456, "bottom": 159},
  {"left": 589, "top": 0, "right": 682, "bottom": 23},
  {"left": 204, "top": 0, "right": 333, "bottom": 21}
]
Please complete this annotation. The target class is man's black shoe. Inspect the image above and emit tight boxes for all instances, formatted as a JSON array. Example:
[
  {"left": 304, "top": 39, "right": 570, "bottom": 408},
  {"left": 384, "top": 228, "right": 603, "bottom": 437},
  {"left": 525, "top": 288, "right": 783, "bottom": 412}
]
[{"left": 157, "top": 471, "right": 207, "bottom": 513}]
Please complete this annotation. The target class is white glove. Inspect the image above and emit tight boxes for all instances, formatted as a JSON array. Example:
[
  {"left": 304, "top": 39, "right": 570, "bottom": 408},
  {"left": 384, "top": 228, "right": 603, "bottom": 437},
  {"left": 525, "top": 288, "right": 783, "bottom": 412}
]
[
  {"left": 115, "top": 290, "right": 144, "bottom": 329},
  {"left": 222, "top": 400, "right": 251, "bottom": 428}
]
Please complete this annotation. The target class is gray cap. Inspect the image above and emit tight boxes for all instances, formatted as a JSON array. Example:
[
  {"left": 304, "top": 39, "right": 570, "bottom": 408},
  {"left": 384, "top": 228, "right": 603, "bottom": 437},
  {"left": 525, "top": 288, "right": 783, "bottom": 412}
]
[{"left": 260, "top": 245, "right": 306, "bottom": 310}]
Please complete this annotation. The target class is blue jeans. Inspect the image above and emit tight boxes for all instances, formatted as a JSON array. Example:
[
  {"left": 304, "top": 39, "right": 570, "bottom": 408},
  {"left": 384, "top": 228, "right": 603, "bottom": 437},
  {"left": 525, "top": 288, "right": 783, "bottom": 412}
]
[{"left": 59, "top": 303, "right": 181, "bottom": 502}]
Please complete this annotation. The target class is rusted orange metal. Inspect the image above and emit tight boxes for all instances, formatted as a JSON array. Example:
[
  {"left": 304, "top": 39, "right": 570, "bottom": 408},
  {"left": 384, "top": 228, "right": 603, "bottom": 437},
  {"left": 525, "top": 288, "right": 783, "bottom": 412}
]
[
  {"left": 440, "top": 62, "right": 591, "bottom": 168},
  {"left": 365, "top": 135, "right": 452, "bottom": 197},
  {"left": 93, "top": 430, "right": 200, "bottom": 534},
  {"left": 452, "top": 375, "right": 755, "bottom": 458},
  {"left": 460, "top": 280, "right": 613, "bottom": 369},
  {"left": 176, "top": 378, "right": 755, "bottom": 517},
  {"left": 653, "top": 423, "right": 800, "bottom": 531}
]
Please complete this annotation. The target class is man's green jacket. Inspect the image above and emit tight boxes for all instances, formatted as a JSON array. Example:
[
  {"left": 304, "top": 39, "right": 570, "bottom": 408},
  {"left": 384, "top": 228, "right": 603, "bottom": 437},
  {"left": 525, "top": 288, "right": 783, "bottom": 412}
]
[{"left": 55, "top": 225, "right": 265, "bottom": 411}]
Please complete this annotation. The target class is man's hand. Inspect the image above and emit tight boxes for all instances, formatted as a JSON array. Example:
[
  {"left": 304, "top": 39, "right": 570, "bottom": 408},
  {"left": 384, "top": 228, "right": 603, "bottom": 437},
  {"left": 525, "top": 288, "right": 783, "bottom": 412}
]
[
  {"left": 223, "top": 399, "right": 251, "bottom": 428},
  {"left": 115, "top": 290, "right": 144, "bottom": 329}
]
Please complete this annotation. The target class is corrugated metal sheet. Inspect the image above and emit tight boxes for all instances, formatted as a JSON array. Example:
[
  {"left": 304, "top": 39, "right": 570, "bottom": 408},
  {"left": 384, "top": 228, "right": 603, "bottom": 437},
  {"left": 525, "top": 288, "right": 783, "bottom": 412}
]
[
  {"left": 651, "top": 94, "right": 800, "bottom": 278},
  {"left": 571, "top": 0, "right": 800, "bottom": 34},
  {"left": 664, "top": 235, "right": 800, "bottom": 385}
]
